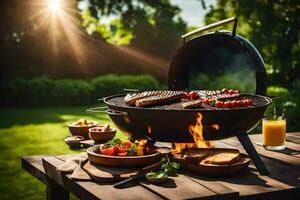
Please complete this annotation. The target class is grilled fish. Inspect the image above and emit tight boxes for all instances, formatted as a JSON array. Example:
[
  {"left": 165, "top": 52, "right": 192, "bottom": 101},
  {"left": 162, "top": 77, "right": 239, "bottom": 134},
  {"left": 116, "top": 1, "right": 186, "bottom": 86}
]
[
  {"left": 182, "top": 99, "right": 203, "bottom": 109},
  {"left": 124, "top": 91, "right": 164, "bottom": 106},
  {"left": 135, "top": 91, "right": 185, "bottom": 107}
]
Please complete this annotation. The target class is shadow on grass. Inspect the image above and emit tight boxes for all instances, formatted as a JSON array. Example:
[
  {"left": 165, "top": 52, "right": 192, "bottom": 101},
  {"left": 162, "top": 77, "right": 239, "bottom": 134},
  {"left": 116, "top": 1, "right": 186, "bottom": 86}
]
[{"left": 0, "top": 105, "right": 110, "bottom": 128}]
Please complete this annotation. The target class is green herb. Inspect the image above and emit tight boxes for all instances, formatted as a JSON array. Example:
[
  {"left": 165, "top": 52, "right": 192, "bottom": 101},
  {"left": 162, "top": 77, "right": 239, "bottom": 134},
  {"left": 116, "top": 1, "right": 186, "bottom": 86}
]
[
  {"left": 127, "top": 144, "right": 137, "bottom": 156},
  {"left": 106, "top": 138, "right": 122, "bottom": 146},
  {"left": 146, "top": 155, "right": 180, "bottom": 181},
  {"left": 93, "top": 145, "right": 100, "bottom": 152},
  {"left": 209, "top": 99, "right": 217, "bottom": 106}
]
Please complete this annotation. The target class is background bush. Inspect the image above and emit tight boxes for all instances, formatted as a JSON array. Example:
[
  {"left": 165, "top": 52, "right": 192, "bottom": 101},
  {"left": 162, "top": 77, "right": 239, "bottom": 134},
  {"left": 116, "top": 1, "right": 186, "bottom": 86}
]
[
  {"left": 0, "top": 74, "right": 161, "bottom": 107},
  {"left": 266, "top": 86, "right": 297, "bottom": 131}
]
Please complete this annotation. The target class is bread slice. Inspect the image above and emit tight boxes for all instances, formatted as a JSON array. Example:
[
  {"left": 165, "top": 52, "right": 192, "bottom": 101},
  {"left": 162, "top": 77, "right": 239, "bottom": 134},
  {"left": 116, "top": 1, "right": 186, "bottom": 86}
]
[
  {"left": 202, "top": 149, "right": 240, "bottom": 165},
  {"left": 182, "top": 149, "right": 211, "bottom": 164}
]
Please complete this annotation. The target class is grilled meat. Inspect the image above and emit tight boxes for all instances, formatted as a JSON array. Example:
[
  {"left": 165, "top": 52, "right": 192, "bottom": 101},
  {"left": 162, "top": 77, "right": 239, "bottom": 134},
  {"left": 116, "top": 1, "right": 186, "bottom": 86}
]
[
  {"left": 135, "top": 91, "right": 185, "bottom": 107},
  {"left": 207, "top": 93, "right": 240, "bottom": 101},
  {"left": 124, "top": 91, "right": 164, "bottom": 106},
  {"left": 182, "top": 99, "right": 203, "bottom": 109},
  {"left": 197, "top": 90, "right": 222, "bottom": 97}
]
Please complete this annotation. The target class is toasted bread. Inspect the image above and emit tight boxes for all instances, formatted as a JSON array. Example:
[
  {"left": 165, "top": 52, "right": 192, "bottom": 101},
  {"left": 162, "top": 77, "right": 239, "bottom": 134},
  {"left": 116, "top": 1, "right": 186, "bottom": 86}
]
[
  {"left": 202, "top": 149, "right": 240, "bottom": 165},
  {"left": 182, "top": 149, "right": 211, "bottom": 164}
]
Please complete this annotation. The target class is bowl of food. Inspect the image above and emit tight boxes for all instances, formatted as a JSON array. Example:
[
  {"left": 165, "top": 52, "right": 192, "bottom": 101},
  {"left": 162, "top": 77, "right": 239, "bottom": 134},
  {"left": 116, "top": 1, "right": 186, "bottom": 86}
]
[
  {"left": 87, "top": 139, "right": 161, "bottom": 167},
  {"left": 64, "top": 135, "right": 84, "bottom": 148},
  {"left": 68, "top": 119, "right": 98, "bottom": 138},
  {"left": 89, "top": 124, "right": 116, "bottom": 144}
]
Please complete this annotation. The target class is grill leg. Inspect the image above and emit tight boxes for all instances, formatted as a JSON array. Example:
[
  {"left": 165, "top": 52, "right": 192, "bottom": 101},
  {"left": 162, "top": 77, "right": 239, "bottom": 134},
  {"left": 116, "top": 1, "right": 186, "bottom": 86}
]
[{"left": 236, "top": 131, "right": 269, "bottom": 175}]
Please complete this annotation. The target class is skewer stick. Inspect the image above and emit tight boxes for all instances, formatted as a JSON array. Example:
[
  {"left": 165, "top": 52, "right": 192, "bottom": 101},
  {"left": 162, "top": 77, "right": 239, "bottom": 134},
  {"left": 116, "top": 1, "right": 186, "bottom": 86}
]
[{"left": 281, "top": 108, "right": 286, "bottom": 120}]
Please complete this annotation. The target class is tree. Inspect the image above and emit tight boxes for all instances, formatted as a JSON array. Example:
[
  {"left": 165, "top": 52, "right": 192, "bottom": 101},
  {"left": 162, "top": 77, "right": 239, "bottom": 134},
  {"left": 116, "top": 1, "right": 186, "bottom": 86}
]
[
  {"left": 80, "top": 0, "right": 187, "bottom": 58},
  {"left": 205, "top": 0, "right": 300, "bottom": 87}
]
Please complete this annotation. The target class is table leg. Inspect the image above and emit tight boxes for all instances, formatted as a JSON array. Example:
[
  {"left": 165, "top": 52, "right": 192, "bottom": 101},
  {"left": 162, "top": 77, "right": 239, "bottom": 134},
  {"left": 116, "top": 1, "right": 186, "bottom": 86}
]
[{"left": 46, "top": 177, "right": 69, "bottom": 200}]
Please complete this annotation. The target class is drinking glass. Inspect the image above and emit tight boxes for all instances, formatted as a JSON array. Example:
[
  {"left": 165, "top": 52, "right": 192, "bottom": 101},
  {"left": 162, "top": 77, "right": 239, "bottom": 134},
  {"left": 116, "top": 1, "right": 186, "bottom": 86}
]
[{"left": 262, "top": 117, "right": 286, "bottom": 150}]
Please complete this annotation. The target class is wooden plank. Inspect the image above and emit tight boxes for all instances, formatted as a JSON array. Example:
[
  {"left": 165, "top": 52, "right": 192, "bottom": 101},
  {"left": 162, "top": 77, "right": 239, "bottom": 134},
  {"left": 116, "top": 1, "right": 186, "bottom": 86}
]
[
  {"left": 213, "top": 139, "right": 300, "bottom": 198},
  {"left": 22, "top": 155, "right": 48, "bottom": 184},
  {"left": 184, "top": 172, "right": 239, "bottom": 200},
  {"left": 286, "top": 135, "right": 300, "bottom": 145},
  {"left": 139, "top": 174, "right": 218, "bottom": 200},
  {"left": 286, "top": 132, "right": 300, "bottom": 138},
  {"left": 42, "top": 156, "right": 162, "bottom": 200}
]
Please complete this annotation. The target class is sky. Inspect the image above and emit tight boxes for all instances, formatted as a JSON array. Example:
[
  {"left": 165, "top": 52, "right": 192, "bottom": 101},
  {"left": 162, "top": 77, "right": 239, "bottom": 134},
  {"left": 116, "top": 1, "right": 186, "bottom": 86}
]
[{"left": 171, "top": 0, "right": 216, "bottom": 27}]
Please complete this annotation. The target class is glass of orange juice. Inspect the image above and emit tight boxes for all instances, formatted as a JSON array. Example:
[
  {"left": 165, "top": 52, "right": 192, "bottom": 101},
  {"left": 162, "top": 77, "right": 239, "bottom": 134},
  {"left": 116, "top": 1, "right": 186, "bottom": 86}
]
[{"left": 262, "top": 117, "right": 286, "bottom": 150}]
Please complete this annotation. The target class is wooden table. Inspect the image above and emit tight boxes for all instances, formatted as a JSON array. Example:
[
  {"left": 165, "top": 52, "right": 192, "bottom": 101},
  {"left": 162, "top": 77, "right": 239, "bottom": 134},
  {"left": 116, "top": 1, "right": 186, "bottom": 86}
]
[{"left": 22, "top": 133, "right": 300, "bottom": 200}]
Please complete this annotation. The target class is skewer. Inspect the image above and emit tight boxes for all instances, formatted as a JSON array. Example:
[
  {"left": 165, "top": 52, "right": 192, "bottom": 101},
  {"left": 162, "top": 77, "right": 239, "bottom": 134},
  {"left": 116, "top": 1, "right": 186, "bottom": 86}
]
[{"left": 281, "top": 108, "right": 286, "bottom": 120}]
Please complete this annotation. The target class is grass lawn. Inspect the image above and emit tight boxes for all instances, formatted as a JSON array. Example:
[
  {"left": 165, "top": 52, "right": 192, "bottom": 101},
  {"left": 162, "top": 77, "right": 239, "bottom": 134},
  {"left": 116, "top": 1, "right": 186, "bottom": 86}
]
[{"left": 0, "top": 106, "right": 127, "bottom": 200}]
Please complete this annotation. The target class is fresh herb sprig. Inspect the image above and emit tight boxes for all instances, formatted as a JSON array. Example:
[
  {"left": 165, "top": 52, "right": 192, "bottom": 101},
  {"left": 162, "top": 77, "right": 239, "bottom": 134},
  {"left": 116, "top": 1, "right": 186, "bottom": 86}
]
[{"left": 146, "top": 155, "right": 180, "bottom": 182}]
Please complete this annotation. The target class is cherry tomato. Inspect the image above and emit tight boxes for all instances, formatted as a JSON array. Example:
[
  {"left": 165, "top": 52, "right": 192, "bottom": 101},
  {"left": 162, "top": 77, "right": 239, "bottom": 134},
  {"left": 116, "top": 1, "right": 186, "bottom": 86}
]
[
  {"left": 228, "top": 89, "right": 235, "bottom": 94},
  {"left": 183, "top": 92, "right": 190, "bottom": 99},
  {"left": 236, "top": 100, "right": 242, "bottom": 107},
  {"left": 100, "top": 146, "right": 116, "bottom": 156},
  {"left": 247, "top": 99, "right": 253, "bottom": 106},
  {"left": 233, "top": 90, "right": 240, "bottom": 94},
  {"left": 242, "top": 99, "right": 249, "bottom": 107},
  {"left": 215, "top": 101, "right": 224, "bottom": 107},
  {"left": 223, "top": 101, "right": 232, "bottom": 108},
  {"left": 231, "top": 100, "right": 238, "bottom": 108},
  {"left": 189, "top": 91, "right": 199, "bottom": 100},
  {"left": 221, "top": 88, "right": 228, "bottom": 93},
  {"left": 117, "top": 152, "right": 127, "bottom": 156},
  {"left": 116, "top": 145, "right": 129, "bottom": 153},
  {"left": 202, "top": 98, "right": 209, "bottom": 104}
]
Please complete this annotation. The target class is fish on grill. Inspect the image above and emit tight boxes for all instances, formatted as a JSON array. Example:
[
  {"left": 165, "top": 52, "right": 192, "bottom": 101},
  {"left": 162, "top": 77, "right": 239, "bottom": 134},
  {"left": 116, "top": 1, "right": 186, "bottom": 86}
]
[
  {"left": 182, "top": 99, "right": 203, "bottom": 109},
  {"left": 124, "top": 91, "right": 164, "bottom": 106},
  {"left": 135, "top": 91, "right": 185, "bottom": 107}
]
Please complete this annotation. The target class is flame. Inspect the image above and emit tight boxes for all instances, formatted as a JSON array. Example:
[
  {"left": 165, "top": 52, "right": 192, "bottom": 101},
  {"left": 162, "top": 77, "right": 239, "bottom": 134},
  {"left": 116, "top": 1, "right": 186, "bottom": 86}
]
[{"left": 189, "top": 113, "right": 213, "bottom": 148}]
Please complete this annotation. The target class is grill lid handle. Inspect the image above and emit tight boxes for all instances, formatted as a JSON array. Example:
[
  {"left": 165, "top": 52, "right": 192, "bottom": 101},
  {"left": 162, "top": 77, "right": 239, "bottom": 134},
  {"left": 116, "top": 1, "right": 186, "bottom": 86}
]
[{"left": 181, "top": 17, "right": 238, "bottom": 43}]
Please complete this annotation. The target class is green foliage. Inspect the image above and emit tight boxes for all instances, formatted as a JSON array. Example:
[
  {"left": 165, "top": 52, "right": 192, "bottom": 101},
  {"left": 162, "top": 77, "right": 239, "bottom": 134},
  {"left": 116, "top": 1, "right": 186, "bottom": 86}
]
[
  {"left": 79, "top": 0, "right": 187, "bottom": 56},
  {"left": 91, "top": 74, "right": 160, "bottom": 98},
  {"left": 266, "top": 86, "right": 296, "bottom": 131},
  {"left": 1, "top": 74, "right": 160, "bottom": 107},
  {"left": 205, "top": 0, "right": 300, "bottom": 87}
]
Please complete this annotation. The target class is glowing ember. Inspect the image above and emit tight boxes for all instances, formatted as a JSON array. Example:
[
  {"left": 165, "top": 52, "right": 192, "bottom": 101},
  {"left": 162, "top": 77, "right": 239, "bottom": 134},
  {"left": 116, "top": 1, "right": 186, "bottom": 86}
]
[{"left": 147, "top": 126, "right": 152, "bottom": 134}]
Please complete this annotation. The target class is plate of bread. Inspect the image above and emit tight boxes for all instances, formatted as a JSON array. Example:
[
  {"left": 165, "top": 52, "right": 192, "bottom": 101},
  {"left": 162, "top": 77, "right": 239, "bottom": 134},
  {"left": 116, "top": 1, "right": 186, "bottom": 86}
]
[{"left": 172, "top": 148, "right": 251, "bottom": 177}]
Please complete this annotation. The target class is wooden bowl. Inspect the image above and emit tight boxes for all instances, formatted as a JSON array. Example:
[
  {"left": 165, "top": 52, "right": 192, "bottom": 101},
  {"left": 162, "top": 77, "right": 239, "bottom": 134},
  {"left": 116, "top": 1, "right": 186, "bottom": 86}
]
[
  {"left": 89, "top": 127, "right": 116, "bottom": 144},
  {"left": 64, "top": 135, "right": 84, "bottom": 148},
  {"left": 68, "top": 121, "right": 98, "bottom": 138},
  {"left": 87, "top": 145, "right": 162, "bottom": 167},
  {"left": 172, "top": 148, "right": 251, "bottom": 177},
  {"left": 186, "top": 154, "right": 251, "bottom": 177}
]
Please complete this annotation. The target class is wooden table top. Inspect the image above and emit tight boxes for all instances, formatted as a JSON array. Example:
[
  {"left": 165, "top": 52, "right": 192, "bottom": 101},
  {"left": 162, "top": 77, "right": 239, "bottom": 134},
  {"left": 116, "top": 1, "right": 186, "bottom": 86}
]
[{"left": 22, "top": 133, "right": 300, "bottom": 200}]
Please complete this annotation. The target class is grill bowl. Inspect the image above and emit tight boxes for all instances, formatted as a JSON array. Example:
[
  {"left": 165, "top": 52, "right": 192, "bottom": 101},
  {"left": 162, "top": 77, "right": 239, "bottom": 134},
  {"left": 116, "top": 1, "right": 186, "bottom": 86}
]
[{"left": 103, "top": 94, "right": 271, "bottom": 142}]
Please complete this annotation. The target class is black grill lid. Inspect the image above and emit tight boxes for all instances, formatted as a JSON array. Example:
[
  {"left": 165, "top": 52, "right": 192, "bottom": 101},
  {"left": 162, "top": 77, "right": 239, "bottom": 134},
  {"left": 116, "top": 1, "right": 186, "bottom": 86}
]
[{"left": 168, "top": 17, "right": 267, "bottom": 95}]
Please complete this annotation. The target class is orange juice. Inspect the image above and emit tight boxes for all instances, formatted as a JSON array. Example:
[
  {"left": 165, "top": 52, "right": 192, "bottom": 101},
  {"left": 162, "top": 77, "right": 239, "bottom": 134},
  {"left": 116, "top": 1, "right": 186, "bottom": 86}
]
[{"left": 262, "top": 118, "right": 286, "bottom": 149}]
